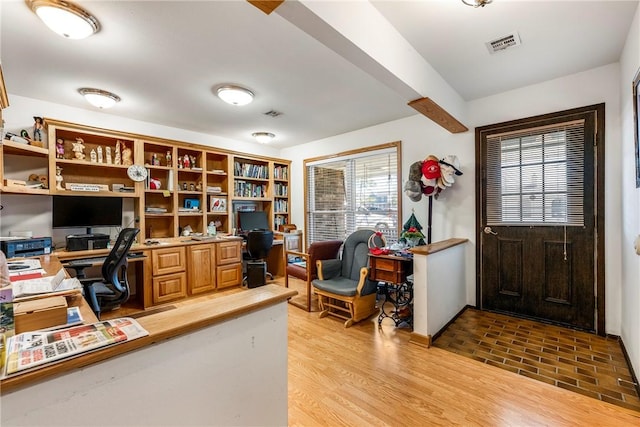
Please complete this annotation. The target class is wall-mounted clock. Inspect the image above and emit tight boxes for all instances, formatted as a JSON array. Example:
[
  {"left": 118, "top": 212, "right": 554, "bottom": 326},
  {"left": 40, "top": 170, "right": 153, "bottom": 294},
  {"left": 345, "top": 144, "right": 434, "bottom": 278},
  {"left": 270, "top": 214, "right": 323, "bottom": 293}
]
[{"left": 127, "top": 165, "right": 148, "bottom": 182}]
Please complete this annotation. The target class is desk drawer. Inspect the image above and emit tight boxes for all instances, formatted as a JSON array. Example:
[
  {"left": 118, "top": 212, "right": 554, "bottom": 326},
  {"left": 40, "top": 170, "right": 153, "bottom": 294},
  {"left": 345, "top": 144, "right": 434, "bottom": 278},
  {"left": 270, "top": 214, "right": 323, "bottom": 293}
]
[
  {"left": 216, "top": 240, "right": 241, "bottom": 265},
  {"left": 153, "top": 272, "right": 187, "bottom": 304},
  {"left": 152, "top": 247, "right": 186, "bottom": 275},
  {"left": 217, "top": 263, "right": 242, "bottom": 289}
]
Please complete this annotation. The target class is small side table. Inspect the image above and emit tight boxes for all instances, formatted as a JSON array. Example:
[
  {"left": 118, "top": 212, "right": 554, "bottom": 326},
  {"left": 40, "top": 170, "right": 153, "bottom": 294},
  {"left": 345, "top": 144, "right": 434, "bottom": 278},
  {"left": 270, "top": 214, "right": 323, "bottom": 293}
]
[{"left": 368, "top": 253, "right": 414, "bottom": 329}]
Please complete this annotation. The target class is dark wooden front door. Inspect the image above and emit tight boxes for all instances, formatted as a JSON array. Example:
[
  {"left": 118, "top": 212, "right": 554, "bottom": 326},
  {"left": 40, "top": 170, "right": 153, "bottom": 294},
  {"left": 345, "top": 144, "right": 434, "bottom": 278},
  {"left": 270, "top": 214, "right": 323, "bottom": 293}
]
[{"left": 477, "top": 105, "right": 604, "bottom": 333}]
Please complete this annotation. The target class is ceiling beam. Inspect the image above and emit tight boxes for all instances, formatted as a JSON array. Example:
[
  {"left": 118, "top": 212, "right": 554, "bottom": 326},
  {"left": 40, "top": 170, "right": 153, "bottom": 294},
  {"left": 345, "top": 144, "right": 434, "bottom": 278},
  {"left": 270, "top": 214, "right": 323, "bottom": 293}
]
[
  {"left": 408, "top": 98, "right": 468, "bottom": 134},
  {"left": 247, "top": 1, "right": 285, "bottom": 15},
  {"left": 275, "top": 0, "right": 468, "bottom": 134}
]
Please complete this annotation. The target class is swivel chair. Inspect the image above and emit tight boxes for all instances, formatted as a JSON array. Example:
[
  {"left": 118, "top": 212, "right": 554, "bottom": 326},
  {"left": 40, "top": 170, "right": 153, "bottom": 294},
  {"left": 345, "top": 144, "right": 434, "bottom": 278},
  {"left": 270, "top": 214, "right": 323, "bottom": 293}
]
[
  {"left": 243, "top": 230, "right": 274, "bottom": 288},
  {"left": 66, "top": 228, "right": 140, "bottom": 319}
]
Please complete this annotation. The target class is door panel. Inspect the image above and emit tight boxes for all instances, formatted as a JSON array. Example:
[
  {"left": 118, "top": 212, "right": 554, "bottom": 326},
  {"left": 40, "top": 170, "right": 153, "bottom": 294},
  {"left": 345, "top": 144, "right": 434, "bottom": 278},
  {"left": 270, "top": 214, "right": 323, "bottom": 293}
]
[{"left": 478, "top": 105, "right": 602, "bottom": 332}]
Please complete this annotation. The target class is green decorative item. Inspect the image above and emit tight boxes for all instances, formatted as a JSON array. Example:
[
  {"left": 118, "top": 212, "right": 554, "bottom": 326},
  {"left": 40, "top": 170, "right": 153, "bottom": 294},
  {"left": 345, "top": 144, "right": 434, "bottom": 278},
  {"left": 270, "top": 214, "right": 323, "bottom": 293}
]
[{"left": 400, "top": 212, "right": 426, "bottom": 246}]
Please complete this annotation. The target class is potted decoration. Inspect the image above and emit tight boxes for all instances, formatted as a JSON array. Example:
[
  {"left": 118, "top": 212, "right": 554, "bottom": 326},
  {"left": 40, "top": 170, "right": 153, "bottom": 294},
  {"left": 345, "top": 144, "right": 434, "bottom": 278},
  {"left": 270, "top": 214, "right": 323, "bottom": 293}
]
[{"left": 401, "top": 226, "right": 425, "bottom": 248}]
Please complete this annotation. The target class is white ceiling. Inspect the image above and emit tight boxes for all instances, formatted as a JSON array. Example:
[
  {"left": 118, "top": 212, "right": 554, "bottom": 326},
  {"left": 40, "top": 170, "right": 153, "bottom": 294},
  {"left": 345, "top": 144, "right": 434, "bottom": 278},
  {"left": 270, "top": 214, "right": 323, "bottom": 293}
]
[{"left": 1, "top": 1, "right": 637, "bottom": 148}]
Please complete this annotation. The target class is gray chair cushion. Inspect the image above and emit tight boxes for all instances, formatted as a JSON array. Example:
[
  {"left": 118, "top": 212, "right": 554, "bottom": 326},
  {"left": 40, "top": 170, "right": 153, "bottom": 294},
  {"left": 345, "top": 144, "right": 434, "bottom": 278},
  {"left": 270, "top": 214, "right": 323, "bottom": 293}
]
[{"left": 312, "top": 277, "right": 358, "bottom": 297}]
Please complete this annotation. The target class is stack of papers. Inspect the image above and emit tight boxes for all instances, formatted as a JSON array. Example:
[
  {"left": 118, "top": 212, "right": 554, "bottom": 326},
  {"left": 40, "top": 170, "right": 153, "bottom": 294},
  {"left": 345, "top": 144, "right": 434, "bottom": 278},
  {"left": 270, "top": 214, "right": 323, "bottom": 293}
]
[{"left": 12, "top": 269, "right": 82, "bottom": 299}]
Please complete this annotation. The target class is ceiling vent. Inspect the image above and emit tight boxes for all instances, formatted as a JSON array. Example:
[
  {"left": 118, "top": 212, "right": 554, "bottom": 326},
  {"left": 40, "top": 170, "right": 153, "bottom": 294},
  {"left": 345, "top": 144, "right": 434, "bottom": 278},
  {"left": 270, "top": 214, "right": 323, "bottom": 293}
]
[
  {"left": 485, "top": 32, "right": 521, "bottom": 54},
  {"left": 263, "top": 110, "right": 283, "bottom": 117}
]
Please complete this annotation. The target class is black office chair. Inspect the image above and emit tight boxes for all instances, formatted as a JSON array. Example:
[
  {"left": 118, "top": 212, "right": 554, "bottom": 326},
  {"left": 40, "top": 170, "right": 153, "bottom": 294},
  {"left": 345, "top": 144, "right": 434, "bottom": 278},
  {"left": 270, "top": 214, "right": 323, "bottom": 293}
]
[
  {"left": 243, "top": 230, "right": 274, "bottom": 287},
  {"left": 67, "top": 228, "right": 140, "bottom": 319}
]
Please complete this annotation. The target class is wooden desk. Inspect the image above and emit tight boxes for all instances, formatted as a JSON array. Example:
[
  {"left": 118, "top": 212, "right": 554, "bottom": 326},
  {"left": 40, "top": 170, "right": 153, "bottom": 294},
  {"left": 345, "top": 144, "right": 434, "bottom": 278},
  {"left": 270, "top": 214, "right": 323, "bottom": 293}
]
[{"left": 369, "top": 253, "right": 414, "bottom": 328}]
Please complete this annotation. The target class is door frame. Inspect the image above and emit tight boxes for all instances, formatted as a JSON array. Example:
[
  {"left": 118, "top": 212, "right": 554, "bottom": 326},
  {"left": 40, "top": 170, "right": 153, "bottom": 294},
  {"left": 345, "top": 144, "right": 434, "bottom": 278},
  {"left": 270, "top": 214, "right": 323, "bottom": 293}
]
[{"left": 475, "top": 104, "right": 606, "bottom": 335}]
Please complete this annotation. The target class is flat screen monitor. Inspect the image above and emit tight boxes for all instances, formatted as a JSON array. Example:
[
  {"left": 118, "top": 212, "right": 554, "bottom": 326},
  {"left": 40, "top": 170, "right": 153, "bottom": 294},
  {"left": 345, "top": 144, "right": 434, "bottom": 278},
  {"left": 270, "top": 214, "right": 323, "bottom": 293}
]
[
  {"left": 238, "top": 211, "right": 270, "bottom": 231},
  {"left": 52, "top": 196, "right": 123, "bottom": 234}
]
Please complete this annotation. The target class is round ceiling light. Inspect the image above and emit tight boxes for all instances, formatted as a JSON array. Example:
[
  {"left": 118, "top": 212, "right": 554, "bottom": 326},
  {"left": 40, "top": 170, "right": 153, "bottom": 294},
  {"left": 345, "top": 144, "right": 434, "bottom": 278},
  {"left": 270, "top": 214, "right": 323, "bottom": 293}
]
[
  {"left": 461, "top": 0, "right": 492, "bottom": 7},
  {"left": 78, "top": 88, "right": 121, "bottom": 109},
  {"left": 27, "top": 0, "right": 100, "bottom": 39},
  {"left": 217, "top": 85, "right": 254, "bottom": 106},
  {"left": 252, "top": 132, "right": 275, "bottom": 144}
]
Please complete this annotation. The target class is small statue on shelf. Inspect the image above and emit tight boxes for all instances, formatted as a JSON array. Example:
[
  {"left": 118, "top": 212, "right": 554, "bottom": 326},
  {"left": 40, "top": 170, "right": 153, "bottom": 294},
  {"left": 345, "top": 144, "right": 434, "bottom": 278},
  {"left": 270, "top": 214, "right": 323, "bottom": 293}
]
[
  {"left": 55, "top": 138, "right": 65, "bottom": 159},
  {"left": 183, "top": 154, "right": 191, "bottom": 169},
  {"left": 151, "top": 153, "right": 159, "bottom": 166},
  {"left": 195, "top": 181, "right": 202, "bottom": 191},
  {"left": 114, "top": 140, "right": 122, "bottom": 165},
  {"left": 166, "top": 150, "right": 172, "bottom": 167},
  {"left": 106, "top": 146, "right": 112, "bottom": 164},
  {"left": 72, "top": 138, "right": 86, "bottom": 160},
  {"left": 190, "top": 155, "right": 197, "bottom": 168},
  {"left": 90, "top": 148, "right": 97, "bottom": 163},
  {"left": 32, "top": 117, "right": 44, "bottom": 141},
  {"left": 122, "top": 143, "right": 133, "bottom": 166},
  {"left": 55, "top": 166, "right": 65, "bottom": 191},
  {"left": 97, "top": 146, "right": 103, "bottom": 163}
]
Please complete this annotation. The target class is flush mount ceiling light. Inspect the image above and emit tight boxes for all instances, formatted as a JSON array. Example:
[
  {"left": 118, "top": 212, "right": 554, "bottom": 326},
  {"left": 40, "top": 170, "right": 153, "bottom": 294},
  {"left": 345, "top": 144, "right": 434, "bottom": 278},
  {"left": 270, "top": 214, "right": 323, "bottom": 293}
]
[
  {"left": 78, "top": 88, "right": 121, "bottom": 109},
  {"left": 252, "top": 132, "right": 275, "bottom": 144},
  {"left": 462, "top": 0, "right": 492, "bottom": 7},
  {"left": 27, "top": 0, "right": 100, "bottom": 39},
  {"left": 216, "top": 85, "right": 254, "bottom": 106}
]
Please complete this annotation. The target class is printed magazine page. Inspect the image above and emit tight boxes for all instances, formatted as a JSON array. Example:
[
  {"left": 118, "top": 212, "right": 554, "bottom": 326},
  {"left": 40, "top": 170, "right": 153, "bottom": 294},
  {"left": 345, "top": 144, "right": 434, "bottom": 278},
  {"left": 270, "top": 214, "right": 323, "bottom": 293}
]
[{"left": 4, "top": 318, "right": 148, "bottom": 375}]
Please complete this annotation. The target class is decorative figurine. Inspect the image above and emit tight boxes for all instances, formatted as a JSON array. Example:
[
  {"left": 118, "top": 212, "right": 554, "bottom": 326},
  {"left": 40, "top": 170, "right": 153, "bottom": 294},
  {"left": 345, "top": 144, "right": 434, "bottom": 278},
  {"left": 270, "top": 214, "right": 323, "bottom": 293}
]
[
  {"left": 114, "top": 141, "right": 122, "bottom": 165},
  {"left": 183, "top": 154, "right": 190, "bottom": 169},
  {"left": 182, "top": 182, "right": 188, "bottom": 190},
  {"left": 106, "top": 146, "right": 112, "bottom": 164},
  {"left": 97, "top": 146, "right": 103, "bottom": 163},
  {"left": 195, "top": 181, "right": 202, "bottom": 191},
  {"left": 90, "top": 148, "right": 97, "bottom": 163},
  {"left": 190, "top": 155, "right": 197, "bottom": 168},
  {"left": 32, "top": 117, "right": 44, "bottom": 141},
  {"left": 56, "top": 138, "right": 65, "bottom": 159},
  {"left": 72, "top": 138, "right": 86, "bottom": 160},
  {"left": 189, "top": 183, "right": 195, "bottom": 191},
  {"left": 122, "top": 143, "right": 133, "bottom": 166},
  {"left": 151, "top": 153, "right": 158, "bottom": 166},
  {"left": 166, "top": 151, "right": 172, "bottom": 167},
  {"left": 55, "top": 166, "right": 64, "bottom": 191}
]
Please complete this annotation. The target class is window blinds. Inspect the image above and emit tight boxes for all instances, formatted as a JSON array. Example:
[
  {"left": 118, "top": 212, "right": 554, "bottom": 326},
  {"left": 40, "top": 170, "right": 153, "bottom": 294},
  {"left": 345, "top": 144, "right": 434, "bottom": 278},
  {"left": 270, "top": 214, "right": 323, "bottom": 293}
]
[
  {"left": 306, "top": 147, "right": 399, "bottom": 244},
  {"left": 485, "top": 120, "right": 585, "bottom": 226}
]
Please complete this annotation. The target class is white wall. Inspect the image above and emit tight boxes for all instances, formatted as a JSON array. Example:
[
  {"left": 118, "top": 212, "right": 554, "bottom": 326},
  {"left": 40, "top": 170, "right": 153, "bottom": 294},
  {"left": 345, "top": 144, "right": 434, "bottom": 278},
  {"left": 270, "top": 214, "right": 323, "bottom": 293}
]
[
  {"left": 0, "top": 95, "right": 281, "bottom": 245},
  {"left": 619, "top": 5, "right": 640, "bottom": 379},
  {"left": 282, "top": 62, "right": 625, "bottom": 337}
]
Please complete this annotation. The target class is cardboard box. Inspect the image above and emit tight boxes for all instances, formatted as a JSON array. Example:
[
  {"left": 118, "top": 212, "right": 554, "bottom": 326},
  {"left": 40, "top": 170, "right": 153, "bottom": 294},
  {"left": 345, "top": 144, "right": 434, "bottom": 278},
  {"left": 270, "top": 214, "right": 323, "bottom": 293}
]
[{"left": 14, "top": 296, "right": 67, "bottom": 334}]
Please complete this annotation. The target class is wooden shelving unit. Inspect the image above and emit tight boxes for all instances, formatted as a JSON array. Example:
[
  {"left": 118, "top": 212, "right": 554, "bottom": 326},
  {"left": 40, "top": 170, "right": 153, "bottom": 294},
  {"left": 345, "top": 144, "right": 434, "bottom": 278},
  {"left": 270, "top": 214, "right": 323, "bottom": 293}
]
[{"left": 1, "top": 118, "right": 292, "bottom": 241}]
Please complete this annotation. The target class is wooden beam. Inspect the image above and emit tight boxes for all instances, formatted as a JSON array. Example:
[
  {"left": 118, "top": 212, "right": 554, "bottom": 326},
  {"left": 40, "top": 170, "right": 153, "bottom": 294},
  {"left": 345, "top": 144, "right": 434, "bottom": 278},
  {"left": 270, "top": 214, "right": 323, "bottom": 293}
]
[
  {"left": 247, "top": 0, "right": 285, "bottom": 15},
  {"left": 408, "top": 97, "right": 468, "bottom": 134}
]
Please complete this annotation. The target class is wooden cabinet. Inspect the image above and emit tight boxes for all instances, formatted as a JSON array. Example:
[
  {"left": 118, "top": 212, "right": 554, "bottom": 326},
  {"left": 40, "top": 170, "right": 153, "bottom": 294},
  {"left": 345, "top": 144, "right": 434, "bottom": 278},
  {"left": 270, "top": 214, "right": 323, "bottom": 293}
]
[
  {"left": 215, "top": 240, "right": 242, "bottom": 289},
  {"left": 151, "top": 246, "right": 187, "bottom": 304},
  {"left": 187, "top": 244, "right": 216, "bottom": 294},
  {"left": 0, "top": 140, "right": 50, "bottom": 195},
  {"left": 273, "top": 162, "right": 290, "bottom": 230}
]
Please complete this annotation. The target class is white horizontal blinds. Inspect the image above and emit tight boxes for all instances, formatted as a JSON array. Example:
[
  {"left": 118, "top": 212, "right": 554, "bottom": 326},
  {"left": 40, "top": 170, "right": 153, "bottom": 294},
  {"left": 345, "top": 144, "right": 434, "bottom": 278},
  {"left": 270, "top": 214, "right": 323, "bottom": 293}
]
[
  {"left": 306, "top": 148, "right": 399, "bottom": 244},
  {"left": 486, "top": 120, "right": 585, "bottom": 226}
]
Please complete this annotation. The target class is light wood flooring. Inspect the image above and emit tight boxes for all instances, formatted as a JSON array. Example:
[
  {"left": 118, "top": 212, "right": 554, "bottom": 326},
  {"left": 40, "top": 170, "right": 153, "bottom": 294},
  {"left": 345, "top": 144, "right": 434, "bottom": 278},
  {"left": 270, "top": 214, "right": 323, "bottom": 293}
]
[{"left": 110, "top": 278, "right": 640, "bottom": 426}]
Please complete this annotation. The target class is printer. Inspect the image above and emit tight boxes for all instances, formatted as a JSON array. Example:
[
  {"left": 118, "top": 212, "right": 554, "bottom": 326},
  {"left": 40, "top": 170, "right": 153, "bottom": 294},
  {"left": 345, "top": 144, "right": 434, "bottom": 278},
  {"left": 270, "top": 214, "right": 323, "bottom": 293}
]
[
  {"left": 66, "top": 234, "right": 110, "bottom": 252},
  {"left": 0, "top": 237, "right": 53, "bottom": 258}
]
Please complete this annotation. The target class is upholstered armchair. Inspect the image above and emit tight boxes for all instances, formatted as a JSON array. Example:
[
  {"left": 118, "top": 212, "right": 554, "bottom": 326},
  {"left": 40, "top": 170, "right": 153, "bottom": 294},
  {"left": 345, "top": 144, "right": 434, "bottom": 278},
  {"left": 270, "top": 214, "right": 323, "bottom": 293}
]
[
  {"left": 285, "top": 239, "right": 343, "bottom": 311},
  {"left": 312, "top": 229, "right": 378, "bottom": 327}
]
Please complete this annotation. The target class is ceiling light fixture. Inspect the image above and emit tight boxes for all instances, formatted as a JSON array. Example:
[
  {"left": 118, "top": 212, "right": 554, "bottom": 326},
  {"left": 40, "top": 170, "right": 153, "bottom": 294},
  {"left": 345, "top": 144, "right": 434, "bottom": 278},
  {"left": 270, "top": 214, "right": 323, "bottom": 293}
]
[
  {"left": 216, "top": 85, "right": 254, "bottom": 106},
  {"left": 78, "top": 88, "right": 121, "bottom": 109},
  {"left": 27, "top": 0, "right": 100, "bottom": 39},
  {"left": 462, "top": 0, "right": 492, "bottom": 7},
  {"left": 252, "top": 132, "right": 275, "bottom": 144}
]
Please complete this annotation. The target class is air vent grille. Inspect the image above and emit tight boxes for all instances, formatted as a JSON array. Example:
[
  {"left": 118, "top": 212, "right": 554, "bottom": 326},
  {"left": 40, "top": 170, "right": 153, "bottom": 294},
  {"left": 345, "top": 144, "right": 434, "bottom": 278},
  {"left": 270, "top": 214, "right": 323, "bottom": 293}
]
[
  {"left": 486, "top": 32, "right": 521, "bottom": 54},
  {"left": 263, "top": 110, "right": 283, "bottom": 117}
]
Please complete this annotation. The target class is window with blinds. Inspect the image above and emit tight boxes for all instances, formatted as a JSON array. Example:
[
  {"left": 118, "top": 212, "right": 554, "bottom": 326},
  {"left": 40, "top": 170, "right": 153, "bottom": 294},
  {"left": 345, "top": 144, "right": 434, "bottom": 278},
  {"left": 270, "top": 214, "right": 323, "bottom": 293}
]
[
  {"left": 486, "top": 120, "right": 585, "bottom": 226},
  {"left": 305, "top": 145, "right": 400, "bottom": 244}
]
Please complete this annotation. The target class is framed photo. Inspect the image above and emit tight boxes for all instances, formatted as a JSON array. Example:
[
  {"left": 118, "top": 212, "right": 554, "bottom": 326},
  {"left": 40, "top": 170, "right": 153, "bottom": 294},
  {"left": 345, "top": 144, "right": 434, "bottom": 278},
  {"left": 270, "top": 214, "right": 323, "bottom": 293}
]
[{"left": 634, "top": 67, "right": 640, "bottom": 188}]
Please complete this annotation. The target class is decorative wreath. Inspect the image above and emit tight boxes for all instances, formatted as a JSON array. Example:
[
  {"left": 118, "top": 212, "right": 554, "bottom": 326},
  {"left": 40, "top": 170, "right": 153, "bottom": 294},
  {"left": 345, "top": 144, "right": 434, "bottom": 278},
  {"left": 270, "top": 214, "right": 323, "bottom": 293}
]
[{"left": 368, "top": 231, "right": 389, "bottom": 255}]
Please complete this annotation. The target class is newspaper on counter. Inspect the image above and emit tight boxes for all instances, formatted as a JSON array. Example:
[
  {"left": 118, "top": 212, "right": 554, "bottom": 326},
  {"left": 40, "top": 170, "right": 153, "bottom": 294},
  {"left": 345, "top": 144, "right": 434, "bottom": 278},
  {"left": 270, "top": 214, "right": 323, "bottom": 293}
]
[{"left": 3, "top": 317, "right": 149, "bottom": 375}]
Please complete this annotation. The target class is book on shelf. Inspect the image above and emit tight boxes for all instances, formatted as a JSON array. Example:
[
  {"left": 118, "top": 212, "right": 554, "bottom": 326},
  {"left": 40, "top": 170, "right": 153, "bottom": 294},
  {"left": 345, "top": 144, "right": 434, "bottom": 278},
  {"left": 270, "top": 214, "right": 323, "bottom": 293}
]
[
  {"left": 3, "top": 317, "right": 149, "bottom": 375},
  {"left": 145, "top": 207, "right": 168, "bottom": 213}
]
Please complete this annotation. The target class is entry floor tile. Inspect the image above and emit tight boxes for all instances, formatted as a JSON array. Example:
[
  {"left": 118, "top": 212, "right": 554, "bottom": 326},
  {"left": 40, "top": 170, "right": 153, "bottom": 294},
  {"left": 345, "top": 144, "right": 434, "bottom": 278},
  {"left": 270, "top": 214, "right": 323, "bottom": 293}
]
[{"left": 433, "top": 308, "right": 640, "bottom": 412}]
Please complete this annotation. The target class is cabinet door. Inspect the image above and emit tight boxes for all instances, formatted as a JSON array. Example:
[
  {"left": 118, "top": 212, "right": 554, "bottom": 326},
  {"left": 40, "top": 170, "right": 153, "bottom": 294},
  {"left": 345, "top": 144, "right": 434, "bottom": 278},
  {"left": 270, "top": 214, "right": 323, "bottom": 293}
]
[
  {"left": 216, "top": 240, "right": 241, "bottom": 265},
  {"left": 216, "top": 263, "right": 242, "bottom": 289},
  {"left": 152, "top": 247, "right": 186, "bottom": 275},
  {"left": 187, "top": 244, "right": 216, "bottom": 295},
  {"left": 152, "top": 272, "right": 187, "bottom": 304}
]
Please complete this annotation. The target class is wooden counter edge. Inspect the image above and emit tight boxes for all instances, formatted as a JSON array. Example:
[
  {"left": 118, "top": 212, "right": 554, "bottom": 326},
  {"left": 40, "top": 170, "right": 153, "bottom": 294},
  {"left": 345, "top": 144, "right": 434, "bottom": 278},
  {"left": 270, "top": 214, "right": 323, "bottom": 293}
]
[
  {"left": 1, "top": 284, "right": 297, "bottom": 394},
  {"left": 409, "top": 237, "right": 468, "bottom": 256}
]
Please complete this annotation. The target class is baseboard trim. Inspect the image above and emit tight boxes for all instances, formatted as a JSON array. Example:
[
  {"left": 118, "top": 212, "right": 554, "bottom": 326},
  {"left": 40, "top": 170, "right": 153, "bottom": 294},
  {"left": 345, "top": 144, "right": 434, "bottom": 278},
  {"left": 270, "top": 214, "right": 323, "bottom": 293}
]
[
  {"left": 409, "top": 332, "right": 431, "bottom": 348},
  {"left": 430, "top": 304, "right": 473, "bottom": 344},
  {"left": 618, "top": 337, "right": 640, "bottom": 399}
]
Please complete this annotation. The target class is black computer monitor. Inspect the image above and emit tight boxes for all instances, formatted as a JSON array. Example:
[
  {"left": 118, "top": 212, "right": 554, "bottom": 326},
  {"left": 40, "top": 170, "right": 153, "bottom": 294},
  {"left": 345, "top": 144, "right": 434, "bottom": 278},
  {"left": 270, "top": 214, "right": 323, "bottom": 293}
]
[
  {"left": 238, "top": 211, "right": 270, "bottom": 232},
  {"left": 52, "top": 195, "right": 123, "bottom": 235}
]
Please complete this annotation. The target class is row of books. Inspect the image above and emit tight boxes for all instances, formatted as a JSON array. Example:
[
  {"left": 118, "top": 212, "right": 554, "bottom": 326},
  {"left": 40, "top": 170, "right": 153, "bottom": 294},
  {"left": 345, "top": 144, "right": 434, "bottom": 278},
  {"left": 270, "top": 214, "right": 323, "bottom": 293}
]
[
  {"left": 234, "top": 181, "right": 266, "bottom": 198},
  {"left": 274, "top": 199, "right": 288, "bottom": 213},
  {"left": 274, "top": 183, "right": 288, "bottom": 197},
  {"left": 233, "top": 162, "right": 268, "bottom": 179},
  {"left": 273, "top": 165, "right": 289, "bottom": 180}
]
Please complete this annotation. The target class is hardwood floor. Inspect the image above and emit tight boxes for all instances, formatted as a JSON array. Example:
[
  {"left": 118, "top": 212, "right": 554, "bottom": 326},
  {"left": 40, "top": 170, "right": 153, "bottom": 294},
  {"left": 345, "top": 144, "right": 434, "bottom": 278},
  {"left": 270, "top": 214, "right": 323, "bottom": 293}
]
[{"left": 111, "top": 278, "right": 640, "bottom": 425}]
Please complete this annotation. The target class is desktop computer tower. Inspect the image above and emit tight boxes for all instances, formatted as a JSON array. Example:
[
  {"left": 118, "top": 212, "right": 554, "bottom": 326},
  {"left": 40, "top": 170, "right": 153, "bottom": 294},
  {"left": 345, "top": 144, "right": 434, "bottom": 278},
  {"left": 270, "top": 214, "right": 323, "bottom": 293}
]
[{"left": 246, "top": 261, "right": 266, "bottom": 288}]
